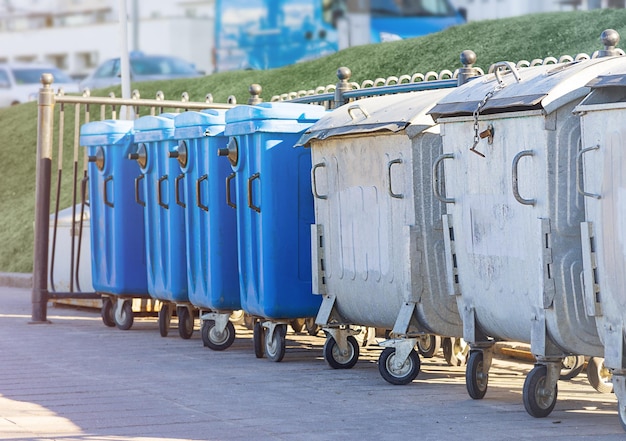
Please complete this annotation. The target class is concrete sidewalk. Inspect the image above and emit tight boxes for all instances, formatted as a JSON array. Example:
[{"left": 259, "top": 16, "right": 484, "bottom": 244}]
[{"left": 0, "top": 285, "right": 624, "bottom": 441}]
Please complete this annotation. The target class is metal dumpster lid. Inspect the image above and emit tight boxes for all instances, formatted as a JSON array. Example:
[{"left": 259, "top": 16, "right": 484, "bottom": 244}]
[
  {"left": 429, "top": 56, "right": 626, "bottom": 120},
  {"left": 298, "top": 88, "right": 452, "bottom": 147},
  {"left": 225, "top": 102, "right": 327, "bottom": 124},
  {"left": 573, "top": 67, "right": 626, "bottom": 112},
  {"left": 585, "top": 66, "right": 626, "bottom": 88},
  {"left": 79, "top": 119, "right": 134, "bottom": 136},
  {"left": 133, "top": 113, "right": 176, "bottom": 131},
  {"left": 174, "top": 109, "right": 226, "bottom": 128}
]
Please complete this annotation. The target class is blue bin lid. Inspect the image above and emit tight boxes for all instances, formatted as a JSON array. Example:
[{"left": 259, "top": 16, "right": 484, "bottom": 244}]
[
  {"left": 174, "top": 109, "right": 226, "bottom": 128},
  {"left": 225, "top": 102, "right": 327, "bottom": 124},
  {"left": 134, "top": 114, "right": 176, "bottom": 131},
  {"left": 79, "top": 119, "right": 134, "bottom": 146},
  {"left": 134, "top": 114, "right": 176, "bottom": 142}
]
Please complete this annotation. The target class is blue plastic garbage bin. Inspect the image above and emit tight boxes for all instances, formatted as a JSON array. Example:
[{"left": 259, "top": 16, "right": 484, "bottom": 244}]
[
  {"left": 80, "top": 119, "right": 149, "bottom": 331},
  {"left": 132, "top": 113, "right": 192, "bottom": 339},
  {"left": 221, "top": 102, "right": 326, "bottom": 362},
  {"left": 173, "top": 109, "right": 241, "bottom": 350}
]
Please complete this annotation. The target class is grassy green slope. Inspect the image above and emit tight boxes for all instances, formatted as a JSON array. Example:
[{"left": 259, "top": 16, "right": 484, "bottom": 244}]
[{"left": 2, "top": 9, "right": 626, "bottom": 273}]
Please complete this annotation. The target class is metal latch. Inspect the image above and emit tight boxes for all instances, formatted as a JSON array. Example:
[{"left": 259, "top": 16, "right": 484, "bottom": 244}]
[{"left": 479, "top": 124, "right": 494, "bottom": 145}]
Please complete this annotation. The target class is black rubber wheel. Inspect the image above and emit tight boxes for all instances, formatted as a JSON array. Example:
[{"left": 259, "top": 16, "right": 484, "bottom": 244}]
[
  {"left": 253, "top": 321, "right": 265, "bottom": 358},
  {"left": 115, "top": 300, "right": 133, "bottom": 331},
  {"left": 378, "top": 347, "right": 421, "bottom": 385},
  {"left": 202, "top": 320, "right": 236, "bottom": 351},
  {"left": 466, "top": 350, "right": 488, "bottom": 399},
  {"left": 443, "top": 337, "right": 469, "bottom": 367},
  {"left": 305, "top": 317, "right": 321, "bottom": 336},
  {"left": 101, "top": 297, "right": 115, "bottom": 327},
  {"left": 323, "top": 335, "right": 359, "bottom": 369},
  {"left": 416, "top": 334, "right": 441, "bottom": 359},
  {"left": 523, "top": 364, "right": 558, "bottom": 418},
  {"left": 560, "top": 355, "right": 585, "bottom": 380},
  {"left": 158, "top": 303, "right": 170, "bottom": 337},
  {"left": 290, "top": 318, "right": 305, "bottom": 333},
  {"left": 265, "top": 324, "right": 287, "bottom": 362},
  {"left": 587, "top": 357, "right": 613, "bottom": 394},
  {"left": 177, "top": 306, "right": 194, "bottom": 340}
]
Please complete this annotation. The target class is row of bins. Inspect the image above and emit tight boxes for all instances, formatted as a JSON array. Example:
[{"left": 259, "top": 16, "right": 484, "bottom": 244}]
[
  {"left": 78, "top": 29, "right": 626, "bottom": 430},
  {"left": 299, "top": 31, "right": 626, "bottom": 428},
  {"left": 79, "top": 101, "right": 325, "bottom": 358}
]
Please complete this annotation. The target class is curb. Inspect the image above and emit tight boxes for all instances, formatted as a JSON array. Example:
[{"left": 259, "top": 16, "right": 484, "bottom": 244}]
[{"left": 0, "top": 272, "right": 33, "bottom": 289}]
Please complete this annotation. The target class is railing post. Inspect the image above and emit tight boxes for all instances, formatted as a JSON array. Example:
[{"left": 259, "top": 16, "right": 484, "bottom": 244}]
[
  {"left": 334, "top": 67, "right": 352, "bottom": 109},
  {"left": 596, "top": 29, "right": 622, "bottom": 58},
  {"left": 248, "top": 84, "right": 262, "bottom": 105},
  {"left": 31, "top": 73, "right": 55, "bottom": 323},
  {"left": 457, "top": 50, "right": 479, "bottom": 86}
]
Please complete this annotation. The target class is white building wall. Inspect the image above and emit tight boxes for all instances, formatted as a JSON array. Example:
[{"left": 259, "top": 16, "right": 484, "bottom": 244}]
[
  {"left": 450, "top": 0, "right": 624, "bottom": 21},
  {"left": 0, "top": 1, "right": 214, "bottom": 77}
]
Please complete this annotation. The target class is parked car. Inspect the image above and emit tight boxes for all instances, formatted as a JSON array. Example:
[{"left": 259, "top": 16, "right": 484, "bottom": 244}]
[
  {"left": 0, "top": 62, "right": 79, "bottom": 107},
  {"left": 79, "top": 52, "right": 204, "bottom": 91}
]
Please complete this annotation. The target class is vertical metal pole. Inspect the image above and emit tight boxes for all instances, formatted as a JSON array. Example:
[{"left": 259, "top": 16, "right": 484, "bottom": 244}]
[
  {"left": 118, "top": 0, "right": 133, "bottom": 119},
  {"left": 334, "top": 67, "right": 352, "bottom": 109},
  {"left": 31, "top": 73, "right": 55, "bottom": 323}
]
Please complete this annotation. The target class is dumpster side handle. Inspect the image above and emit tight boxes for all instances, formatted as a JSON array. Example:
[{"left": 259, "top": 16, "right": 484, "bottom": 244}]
[
  {"left": 196, "top": 174, "right": 209, "bottom": 212},
  {"left": 175, "top": 173, "right": 186, "bottom": 208},
  {"left": 576, "top": 145, "right": 601, "bottom": 199},
  {"left": 158, "top": 174, "right": 169, "bottom": 209},
  {"left": 103, "top": 175, "right": 114, "bottom": 208},
  {"left": 225, "top": 172, "right": 236, "bottom": 209},
  {"left": 432, "top": 153, "right": 455, "bottom": 204},
  {"left": 311, "top": 163, "right": 328, "bottom": 200},
  {"left": 388, "top": 159, "right": 404, "bottom": 199},
  {"left": 247, "top": 173, "right": 261, "bottom": 213},
  {"left": 134, "top": 174, "right": 146, "bottom": 207},
  {"left": 511, "top": 150, "right": 536, "bottom": 206}
]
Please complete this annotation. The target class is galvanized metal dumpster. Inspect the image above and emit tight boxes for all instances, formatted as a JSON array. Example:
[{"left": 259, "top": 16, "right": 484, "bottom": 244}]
[
  {"left": 298, "top": 88, "right": 464, "bottom": 384},
  {"left": 575, "top": 62, "right": 626, "bottom": 431},
  {"left": 173, "top": 109, "right": 241, "bottom": 350},
  {"left": 48, "top": 204, "right": 93, "bottom": 295},
  {"left": 80, "top": 119, "right": 149, "bottom": 330},
  {"left": 220, "top": 101, "right": 326, "bottom": 362},
  {"left": 132, "top": 113, "right": 193, "bottom": 339},
  {"left": 429, "top": 45, "right": 626, "bottom": 417}
]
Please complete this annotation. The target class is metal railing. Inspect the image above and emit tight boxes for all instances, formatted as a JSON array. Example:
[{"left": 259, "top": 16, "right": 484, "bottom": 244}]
[{"left": 31, "top": 75, "right": 236, "bottom": 322}]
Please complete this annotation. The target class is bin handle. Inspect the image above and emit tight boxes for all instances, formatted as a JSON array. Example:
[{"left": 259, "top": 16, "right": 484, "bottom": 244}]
[
  {"left": 511, "top": 150, "right": 536, "bottom": 206},
  {"left": 576, "top": 145, "right": 601, "bottom": 199},
  {"left": 432, "top": 154, "right": 455, "bottom": 204},
  {"left": 388, "top": 159, "right": 404, "bottom": 199},
  {"left": 226, "top": 172, "right": 236, "bottom": 209},
  {"left": 347, "top": 104, "right": 369, "bottom": 120},
  {"left": 196, "top": 174, "right": 209, "bottom": 212},
  {"left": 175, "top": 173, "right": 186, "bottom": 208},
  {"left": 135, "top": 174, "right": 146, "bottom": 207},
  {"left": 247, "top": 172, "right": 260, "bottom": 213},
  {"left": 103, "top": 175, "right": 114, "bottom": 208},
  {"left": 493, "top": 61, "right": 522, "bottom": 86},
  {"left": 311, "top": 163, "right": 328, "bottom": 200},
  {"left": 158, "top": 174, "right": 169, "bottom": 209}
]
